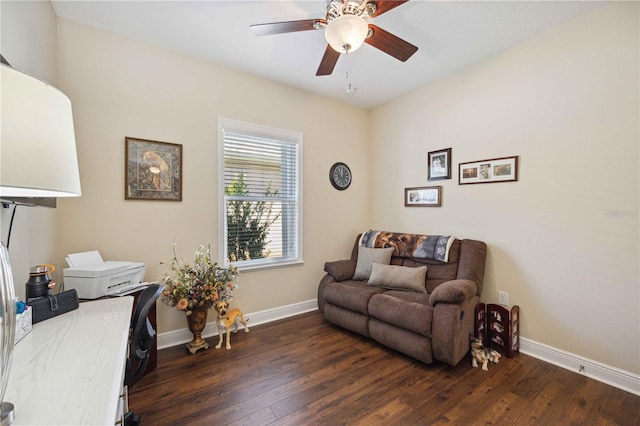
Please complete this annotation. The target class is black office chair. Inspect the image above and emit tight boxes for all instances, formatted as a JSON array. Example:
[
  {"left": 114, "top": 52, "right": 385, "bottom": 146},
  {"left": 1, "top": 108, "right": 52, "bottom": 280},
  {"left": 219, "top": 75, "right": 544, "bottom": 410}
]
[{"left": 124, "top": 283, "right": 163, "bottom": 426}]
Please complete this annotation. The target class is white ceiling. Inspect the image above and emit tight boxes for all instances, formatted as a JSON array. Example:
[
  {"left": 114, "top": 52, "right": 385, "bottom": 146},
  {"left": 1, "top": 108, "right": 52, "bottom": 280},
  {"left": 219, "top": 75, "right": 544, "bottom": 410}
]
[{"left": 51, "top": 0, "right": 607, "bottom": 110}]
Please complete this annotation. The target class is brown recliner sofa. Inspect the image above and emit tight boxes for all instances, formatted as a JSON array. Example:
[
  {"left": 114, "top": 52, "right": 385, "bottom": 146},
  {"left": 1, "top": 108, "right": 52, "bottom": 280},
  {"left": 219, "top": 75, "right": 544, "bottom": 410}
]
[{"left": 317, "top": 232, "right": 487, "bottom": 366}]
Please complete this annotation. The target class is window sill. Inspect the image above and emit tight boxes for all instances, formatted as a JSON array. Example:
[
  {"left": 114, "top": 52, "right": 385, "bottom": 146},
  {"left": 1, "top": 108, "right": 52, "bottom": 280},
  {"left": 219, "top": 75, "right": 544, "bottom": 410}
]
[{"left": 230, "top": 259, "right": 304, "bottom": 273}]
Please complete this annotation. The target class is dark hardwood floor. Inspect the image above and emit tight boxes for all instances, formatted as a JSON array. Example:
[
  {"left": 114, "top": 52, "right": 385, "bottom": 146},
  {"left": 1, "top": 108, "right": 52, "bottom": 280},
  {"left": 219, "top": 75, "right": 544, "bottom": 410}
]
[{"left": 129, "top": 311, "right": 639, "bottom": 425}]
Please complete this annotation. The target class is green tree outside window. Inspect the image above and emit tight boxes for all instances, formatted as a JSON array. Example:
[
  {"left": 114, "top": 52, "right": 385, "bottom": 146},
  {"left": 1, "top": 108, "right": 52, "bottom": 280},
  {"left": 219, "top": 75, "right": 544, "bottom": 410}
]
[{"left": 225, "top": 174, "right": 280, "bottom": 262}]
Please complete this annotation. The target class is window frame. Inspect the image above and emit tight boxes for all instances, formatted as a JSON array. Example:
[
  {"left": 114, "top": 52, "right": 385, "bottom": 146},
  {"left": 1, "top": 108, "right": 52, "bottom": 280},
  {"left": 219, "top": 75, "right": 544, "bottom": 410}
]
[{"left": 218, "top": 118, "right": 303, "bottom": 271}]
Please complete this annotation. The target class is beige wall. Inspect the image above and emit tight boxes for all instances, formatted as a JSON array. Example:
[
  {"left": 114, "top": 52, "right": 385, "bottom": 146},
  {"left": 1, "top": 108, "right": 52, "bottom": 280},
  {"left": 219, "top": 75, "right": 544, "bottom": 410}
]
[
  {"left": 369, "top": 2, "right": 639, "bottom": 374},
  {"left": 54, "top": 19, "right": 370, "bottom": 334},
  {"left": 0, "top": 0, "right": 59, "bottom": 301}
]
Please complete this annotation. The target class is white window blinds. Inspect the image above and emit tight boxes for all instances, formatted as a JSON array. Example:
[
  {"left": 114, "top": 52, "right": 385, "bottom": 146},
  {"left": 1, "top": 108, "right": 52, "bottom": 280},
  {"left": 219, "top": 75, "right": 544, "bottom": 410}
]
[{"left": 219, "top": 118, "right": 302, "bottom": 270}]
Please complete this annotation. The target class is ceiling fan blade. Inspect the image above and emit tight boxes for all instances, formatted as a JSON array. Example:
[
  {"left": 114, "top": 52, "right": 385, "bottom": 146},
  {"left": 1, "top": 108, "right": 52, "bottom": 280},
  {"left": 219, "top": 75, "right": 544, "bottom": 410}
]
[
  {"left": 250, "top": 19, "right": 325, "bottom": 37},
  {"left": 316, "top": 45, "right": 341, "bottom": 76},
  {"left": 370, "top": 1, "right": 410, "bottom": 17},
  {"left": 365, "top": 24, "right": 418, "bottom": 62}
]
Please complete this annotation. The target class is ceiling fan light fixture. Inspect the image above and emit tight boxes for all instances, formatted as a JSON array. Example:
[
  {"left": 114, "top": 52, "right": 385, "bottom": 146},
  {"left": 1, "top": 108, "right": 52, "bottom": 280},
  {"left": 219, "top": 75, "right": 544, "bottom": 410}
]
[{"left": 325, "top": 14, "right": 368, "bottom": 54}]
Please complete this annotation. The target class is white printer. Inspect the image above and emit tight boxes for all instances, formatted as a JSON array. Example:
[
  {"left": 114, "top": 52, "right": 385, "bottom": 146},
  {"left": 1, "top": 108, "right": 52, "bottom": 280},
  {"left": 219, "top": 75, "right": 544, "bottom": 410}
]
[{"left": 63, "top": 250, "right": 147, "bottom": 299}]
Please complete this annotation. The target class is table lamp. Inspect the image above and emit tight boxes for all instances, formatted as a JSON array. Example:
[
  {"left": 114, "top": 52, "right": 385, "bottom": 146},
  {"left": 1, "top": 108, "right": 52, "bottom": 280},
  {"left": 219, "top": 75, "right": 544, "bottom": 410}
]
[{"left": 0, "top": 63, "right": 82, "bottom": 425}]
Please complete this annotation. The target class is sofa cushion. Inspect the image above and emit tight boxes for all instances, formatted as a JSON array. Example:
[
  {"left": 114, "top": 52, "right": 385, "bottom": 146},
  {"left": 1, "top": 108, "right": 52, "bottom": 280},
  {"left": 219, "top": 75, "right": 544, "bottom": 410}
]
[
  {"left": 323, "top": 280, "right": 385, "bottom": 315},
  {"left": 367, "top": 263, "right": 427, "bottom": 293},
  {"left": 353, "top": 247, "right": 394, "bottom": 280},
  {"left": 368, "top": 292, "right": 434, "bottom": 337}
]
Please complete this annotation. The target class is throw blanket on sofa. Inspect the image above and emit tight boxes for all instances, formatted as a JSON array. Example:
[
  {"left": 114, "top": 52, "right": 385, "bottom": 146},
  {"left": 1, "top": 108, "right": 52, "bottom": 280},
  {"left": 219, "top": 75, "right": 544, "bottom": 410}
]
[{"left": 359, "top": 230, "right": 456, "bottom": 262}]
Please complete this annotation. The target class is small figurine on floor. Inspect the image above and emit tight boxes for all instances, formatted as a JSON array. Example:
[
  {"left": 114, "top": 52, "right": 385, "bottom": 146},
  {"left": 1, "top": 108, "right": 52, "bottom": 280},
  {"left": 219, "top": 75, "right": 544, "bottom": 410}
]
[
  {"left": 214, "top": 300, "right": 249, "bottom": 350},
  {"left": 470, "top": 334, "right": 501, "bottom": 371}
]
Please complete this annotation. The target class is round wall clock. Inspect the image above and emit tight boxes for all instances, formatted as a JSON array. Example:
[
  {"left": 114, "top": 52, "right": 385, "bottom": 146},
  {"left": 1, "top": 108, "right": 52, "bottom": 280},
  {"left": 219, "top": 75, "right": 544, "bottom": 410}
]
[{"left": 329, "top": 162, "right": 352, "bottom": 190}]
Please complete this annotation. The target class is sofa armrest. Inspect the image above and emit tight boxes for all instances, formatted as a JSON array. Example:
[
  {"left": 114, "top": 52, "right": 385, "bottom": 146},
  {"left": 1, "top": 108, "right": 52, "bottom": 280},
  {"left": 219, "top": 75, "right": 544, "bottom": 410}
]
[
  {"left": 429, "top": 279, "right": 477, "bottom": 305},
  {"left": 324, "top": 259, "right": 356, "bottom": 281}
]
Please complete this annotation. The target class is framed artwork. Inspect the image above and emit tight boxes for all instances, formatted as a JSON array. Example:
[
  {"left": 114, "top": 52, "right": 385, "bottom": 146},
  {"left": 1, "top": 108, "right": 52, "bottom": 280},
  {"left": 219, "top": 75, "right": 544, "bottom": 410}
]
[
  {"left": 125, "top": 137, "right": 182, "bottom": 201},
  {"left": 459, "top": 156, "right": 518, "bottom": 185},
  {"left": 428, "top": 148, "right": 452, "bottom": 181},
  {"left": 405, "top": 186, "right": 442, "bottom": 207}
]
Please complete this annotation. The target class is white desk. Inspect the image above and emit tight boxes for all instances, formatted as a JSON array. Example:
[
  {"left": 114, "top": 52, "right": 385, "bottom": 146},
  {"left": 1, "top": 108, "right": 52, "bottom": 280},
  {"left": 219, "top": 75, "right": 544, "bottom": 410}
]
[{"left": 5, "top": 297, "right": 133, "bottom": 425}]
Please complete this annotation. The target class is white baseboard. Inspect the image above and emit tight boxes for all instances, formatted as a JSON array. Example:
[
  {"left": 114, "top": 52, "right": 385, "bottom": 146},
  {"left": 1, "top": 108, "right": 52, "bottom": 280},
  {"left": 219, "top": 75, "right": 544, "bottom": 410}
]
[
  {"left": 520, "top": 337, "right": 640, "bottom": 396},
  {"left": 157, "top": 299, "right": 318, "bottom": 350},
  {"left": 158, "top": 300, "right": 639, "bottom": 396}
]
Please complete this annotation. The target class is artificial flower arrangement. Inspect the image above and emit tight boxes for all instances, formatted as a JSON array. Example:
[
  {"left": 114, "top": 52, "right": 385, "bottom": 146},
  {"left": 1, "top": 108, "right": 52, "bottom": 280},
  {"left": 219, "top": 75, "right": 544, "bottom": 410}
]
[{"left": 161, "top": 244, "right": 239, "bottom": 315}]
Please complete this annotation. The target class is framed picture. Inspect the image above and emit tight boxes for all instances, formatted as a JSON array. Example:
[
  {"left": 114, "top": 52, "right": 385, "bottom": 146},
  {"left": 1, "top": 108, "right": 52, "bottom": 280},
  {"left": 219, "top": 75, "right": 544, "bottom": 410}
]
[
  {"left": 125, "top": 137, "right": 182, "bottom": 201},
  {"left": 405, "top": 186, "right": 442, "bottom": 207},
  {"left": 428, "top": 148, "right": 452, "bottom": 181},
  {"left": 459, "top": 156, "right": 518, "bottom": 185}
]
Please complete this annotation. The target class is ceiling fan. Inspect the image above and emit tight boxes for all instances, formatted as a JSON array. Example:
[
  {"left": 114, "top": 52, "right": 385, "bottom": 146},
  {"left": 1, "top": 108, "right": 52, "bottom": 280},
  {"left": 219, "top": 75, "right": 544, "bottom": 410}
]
[{"left": 250, "top": 0, "right": 418, "bottom": 76}]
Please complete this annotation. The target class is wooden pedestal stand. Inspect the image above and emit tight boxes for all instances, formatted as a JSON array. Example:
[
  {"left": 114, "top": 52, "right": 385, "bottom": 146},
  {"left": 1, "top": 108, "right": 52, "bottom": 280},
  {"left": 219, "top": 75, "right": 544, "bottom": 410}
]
[{"left": 186, "top": 309, "right": 210, "bottom": 354}]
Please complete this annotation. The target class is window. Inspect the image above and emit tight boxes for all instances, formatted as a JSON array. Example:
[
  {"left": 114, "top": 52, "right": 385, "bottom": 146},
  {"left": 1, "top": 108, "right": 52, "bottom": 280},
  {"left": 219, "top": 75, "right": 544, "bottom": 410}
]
[{"left": 219, "top": 118, "right": 302, "bottom": 270}]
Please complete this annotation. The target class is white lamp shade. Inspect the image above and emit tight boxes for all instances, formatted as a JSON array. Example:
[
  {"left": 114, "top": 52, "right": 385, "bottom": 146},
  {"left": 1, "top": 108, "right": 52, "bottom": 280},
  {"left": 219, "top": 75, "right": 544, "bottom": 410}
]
[
  {"left": 325, "top": 14, "right": 369, "bottom": 54},
  {"left": 0, "top": 65, "right": 81, "bottom": 197}
]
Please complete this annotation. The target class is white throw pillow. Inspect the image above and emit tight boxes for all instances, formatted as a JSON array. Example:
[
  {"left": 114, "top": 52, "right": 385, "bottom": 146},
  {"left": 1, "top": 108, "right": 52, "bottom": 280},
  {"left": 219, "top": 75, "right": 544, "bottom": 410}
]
[
  {"left": 352, "top": 247, "right": 394, "bottom": 281},
  {"left": 367, "top": 263, "right": 428, "bottom": 293}
]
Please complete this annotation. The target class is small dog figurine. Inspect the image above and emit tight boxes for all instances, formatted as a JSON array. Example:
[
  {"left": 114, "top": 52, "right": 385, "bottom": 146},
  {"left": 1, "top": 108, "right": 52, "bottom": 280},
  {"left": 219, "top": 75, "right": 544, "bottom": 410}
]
[
  {"left": 214, "top": 300, "right": 249, "bottom": 350},
  {"left": 470, "top": 334, "right": 501, "bottom": 371}
]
